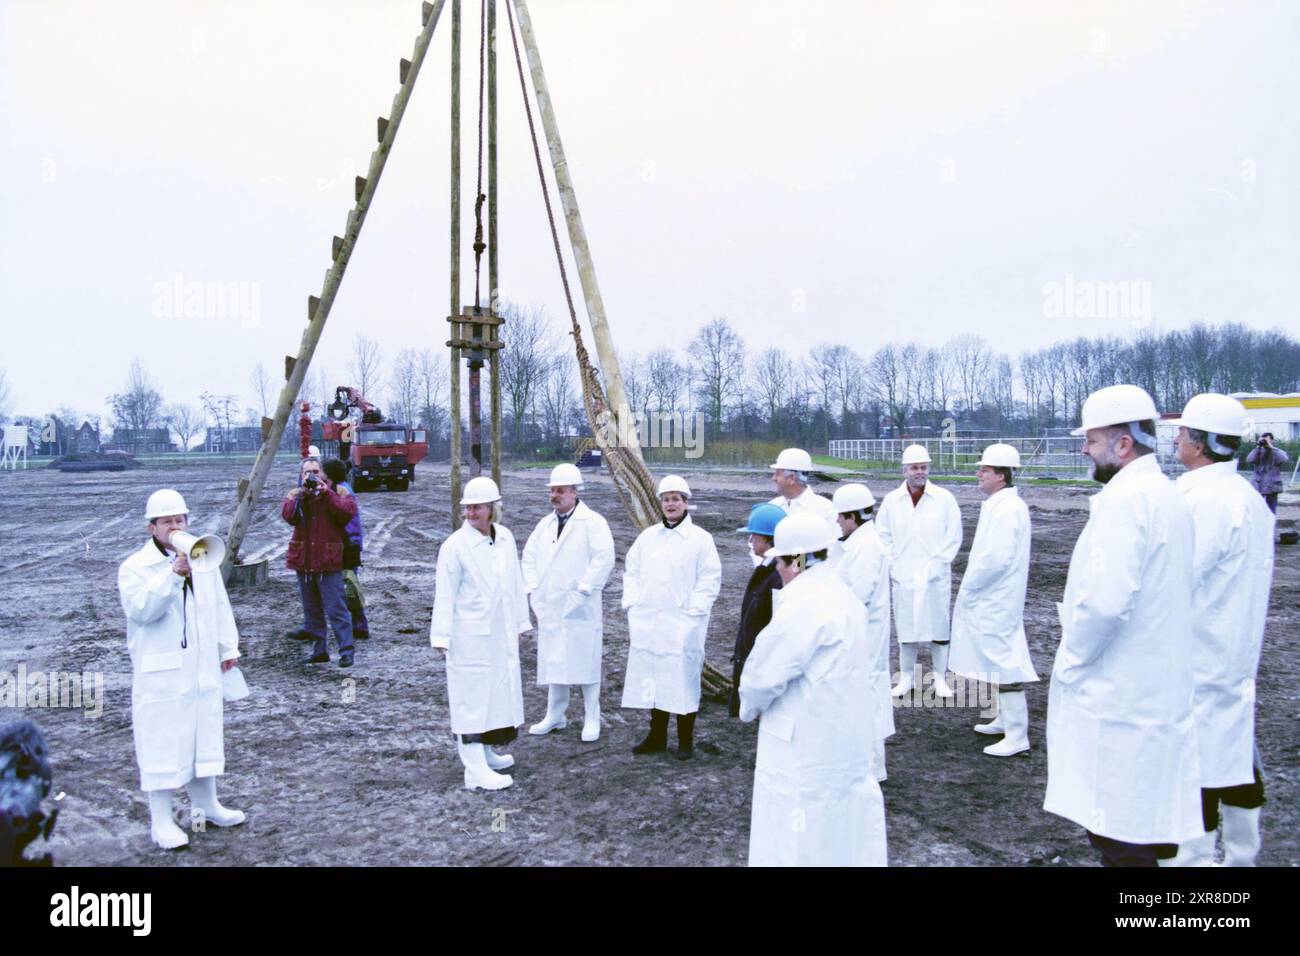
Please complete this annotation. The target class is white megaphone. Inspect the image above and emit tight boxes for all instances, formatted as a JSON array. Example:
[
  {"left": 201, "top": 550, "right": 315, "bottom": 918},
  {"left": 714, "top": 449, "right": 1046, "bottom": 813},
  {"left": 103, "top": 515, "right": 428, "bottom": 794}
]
[{"left": 169, "top": 530, "right": 227, "bottom": 573}]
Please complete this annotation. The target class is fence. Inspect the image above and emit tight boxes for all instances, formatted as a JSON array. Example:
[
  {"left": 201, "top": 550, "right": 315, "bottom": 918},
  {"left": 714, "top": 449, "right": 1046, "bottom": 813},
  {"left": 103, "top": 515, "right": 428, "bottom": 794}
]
[{"left": 827, "top": 436, "right": 1181, "bottom": 477}]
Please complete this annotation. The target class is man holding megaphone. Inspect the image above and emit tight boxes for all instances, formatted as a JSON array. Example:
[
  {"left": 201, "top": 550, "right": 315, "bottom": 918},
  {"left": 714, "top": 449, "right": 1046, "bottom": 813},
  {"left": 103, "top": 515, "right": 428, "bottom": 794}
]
[{"left": 118, "top": 488, "right": 245, "bottom": 850}]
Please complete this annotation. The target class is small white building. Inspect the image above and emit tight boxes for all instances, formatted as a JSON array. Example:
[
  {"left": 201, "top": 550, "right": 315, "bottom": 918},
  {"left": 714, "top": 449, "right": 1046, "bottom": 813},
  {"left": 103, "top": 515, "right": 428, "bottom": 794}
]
[{"left": 1231, "top": 393, "right": 1300, "bottom": 442}]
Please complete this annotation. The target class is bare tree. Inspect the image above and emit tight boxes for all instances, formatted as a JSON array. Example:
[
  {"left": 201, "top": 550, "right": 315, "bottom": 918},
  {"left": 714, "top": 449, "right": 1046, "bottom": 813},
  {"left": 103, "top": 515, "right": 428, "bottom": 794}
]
[
  {"left": 647, "top": 349, "right": 688, "bottom": 414},
  {"left": 542, "top": 351, "right": 576, "bottom": 449},
  {"left": 947, "top": 335, "right": 992, "bottom": 416},
  {"left": 250, "top": 362, "right": 273, "bottom": 418},
  {"left": 869, "top": 344, "right": 910, "bottom": 435},
  {"left": 389, "top": 348, "right": 422, "bottom": 427},
  {"left": 416, "top": 347, "right": 449, "bottom": 436},
  {"left": 689, "top": 317, "right": 746, "bottom": 439},
  {"left": 165, "top": 403, "right": 203, "bottom": 452},
  {"left": 750, "top": 347, "right": 794, "bottom": 439},
  {"left": 497, "top": 302, "right": 556, "bottom": 452},
  {"left": 350, "top": 335, "right": 383, "bottom": 399},
  {"left": 108, "top": 359, "right": 165, "bottom": 430},
  {"left": 0, "top": 367, "right": 10, "bottom": 421},
  {"left": 200, "top": 392, "right": 240, "bottom": 454}
]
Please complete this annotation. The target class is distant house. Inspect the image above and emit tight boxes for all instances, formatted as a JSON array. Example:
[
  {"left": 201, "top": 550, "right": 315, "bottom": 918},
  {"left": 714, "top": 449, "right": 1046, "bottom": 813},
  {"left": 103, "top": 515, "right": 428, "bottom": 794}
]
[
  {"left": 107, "top": 427, "right": 175, "bottom": 454},
  {"left": 73, "top": 422, "right": 100, "bottom": 453},
  {"left": 202, "top": 426, "right": 263, "bottom": 453}
]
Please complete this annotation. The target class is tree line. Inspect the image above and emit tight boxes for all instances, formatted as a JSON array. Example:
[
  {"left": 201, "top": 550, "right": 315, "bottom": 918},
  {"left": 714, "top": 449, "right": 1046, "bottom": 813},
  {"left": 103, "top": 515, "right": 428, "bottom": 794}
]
[{"left": 4, "top": 316, "right": 1296, "bottom": 458}]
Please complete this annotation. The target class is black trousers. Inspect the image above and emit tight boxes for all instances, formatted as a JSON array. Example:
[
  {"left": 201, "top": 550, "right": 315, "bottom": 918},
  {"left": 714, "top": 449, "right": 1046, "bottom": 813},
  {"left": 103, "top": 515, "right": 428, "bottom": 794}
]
[
  {"left": 1087, "top": 831, "right": 1177, "bottom": 867},
  {"left": 1201, "top": 763, "right": 1266, "bottom": 830}
]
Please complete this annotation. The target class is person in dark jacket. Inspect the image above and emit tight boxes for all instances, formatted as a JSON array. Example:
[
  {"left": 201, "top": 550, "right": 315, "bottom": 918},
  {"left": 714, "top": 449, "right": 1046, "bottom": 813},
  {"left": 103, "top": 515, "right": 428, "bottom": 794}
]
[
  {"left": 1246, "top": 433, "right": 1291, "bottom": 514},
  {"left": 729, "top": 504, "right": 787, "bottom": 717},
  {"left": 282, "top": 457, "right": 358, "bottom": 667},
  {"left": 323, "top": 458, "right": 371, "bottom": 641}
]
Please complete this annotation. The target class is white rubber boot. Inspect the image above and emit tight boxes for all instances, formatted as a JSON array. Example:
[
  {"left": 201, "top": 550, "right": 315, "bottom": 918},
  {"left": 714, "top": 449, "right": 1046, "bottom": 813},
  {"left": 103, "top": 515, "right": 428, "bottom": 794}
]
[
  {"left": 983, "top": 691, "right": 1030, "bottom": 757},
  {"left": 459, "top": 740, "right": 512, "bottom": 791},
  {"left": 974, "top": 695, "right": 1003, "bottom": 735},
  {"left": 484, "top": 745, "right": 515, "bottom": 771},
  {"left": 147, "top": 789, "right": 189, "bottom": 850},
  {"left": 185, "top": 776, "right": 246, "bottom": 828},
  {"left": 529, "top": 684, "right": 570, "bottom": 735},
  {"left": 1167, "top": 829, "right": 1218, "bottom": 867},
  {"left": 931, "top": 642, "right": 954, "bottom": 699},
  {"left": 580, "top": 682, "right": 601, "bottom": 742},
  {"left": 892, "top": 644, "right": 920, "bottom": 697},
  {"left": 1221, "top": 806, "right": 1261, "bottom": 866}
]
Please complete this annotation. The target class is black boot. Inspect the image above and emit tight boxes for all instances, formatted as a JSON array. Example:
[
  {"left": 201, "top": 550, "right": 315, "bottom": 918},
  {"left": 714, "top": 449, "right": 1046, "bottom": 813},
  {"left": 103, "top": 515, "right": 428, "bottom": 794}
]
[
  {"left": 675, "top": 712, "right": 697, "bottom": 761},
  {"left": 633, "top": 709, "right": 669, "bottom": 755}
]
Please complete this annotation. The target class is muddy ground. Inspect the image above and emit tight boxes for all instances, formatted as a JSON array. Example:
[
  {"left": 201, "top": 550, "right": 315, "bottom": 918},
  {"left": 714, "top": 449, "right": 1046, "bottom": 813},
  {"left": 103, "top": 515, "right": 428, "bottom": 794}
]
[{"left": 2, "top": 460, "right": 1296, "bottom": 866}]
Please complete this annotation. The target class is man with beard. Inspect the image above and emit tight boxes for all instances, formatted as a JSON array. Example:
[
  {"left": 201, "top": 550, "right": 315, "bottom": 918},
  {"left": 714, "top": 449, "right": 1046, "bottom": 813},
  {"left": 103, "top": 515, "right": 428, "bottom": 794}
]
[{"left": 1044, "top": 385, "right": 1202, "bottom": 867}]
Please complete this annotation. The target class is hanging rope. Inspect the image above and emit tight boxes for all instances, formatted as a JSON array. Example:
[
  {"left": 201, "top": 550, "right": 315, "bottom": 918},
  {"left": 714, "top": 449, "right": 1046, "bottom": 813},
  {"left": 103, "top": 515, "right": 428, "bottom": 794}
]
[{"left": 503, "top": 0, "right": 662, "bottom": 532}]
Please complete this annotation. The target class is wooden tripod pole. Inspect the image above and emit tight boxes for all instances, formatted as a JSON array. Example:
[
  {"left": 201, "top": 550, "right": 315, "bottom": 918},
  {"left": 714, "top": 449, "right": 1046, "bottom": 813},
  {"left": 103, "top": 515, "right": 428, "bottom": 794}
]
[
  {"left": 510, "top": 0, "right": 646, "bottom": 475},
  {"left": 222, "top": 0, "right": 448, "bottom": 576},
  {"left": 488, "top": 0, "right": 502, "bottom": 489},
  {"left": 449, "top": 0, "right": 463, "bottom": 526}
]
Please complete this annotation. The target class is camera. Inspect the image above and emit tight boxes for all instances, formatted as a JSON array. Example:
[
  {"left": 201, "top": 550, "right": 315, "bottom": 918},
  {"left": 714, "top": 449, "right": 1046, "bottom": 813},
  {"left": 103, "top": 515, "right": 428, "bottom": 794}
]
[{"left": 303, "top": 474, "right": 321, "bottom": 491}]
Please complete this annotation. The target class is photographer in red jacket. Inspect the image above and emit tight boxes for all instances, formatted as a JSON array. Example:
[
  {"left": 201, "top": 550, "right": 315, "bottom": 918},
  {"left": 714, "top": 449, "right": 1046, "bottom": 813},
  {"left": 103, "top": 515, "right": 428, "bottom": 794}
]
[{"left": 282, "top": 457, "right": 358, "bottom": 668}]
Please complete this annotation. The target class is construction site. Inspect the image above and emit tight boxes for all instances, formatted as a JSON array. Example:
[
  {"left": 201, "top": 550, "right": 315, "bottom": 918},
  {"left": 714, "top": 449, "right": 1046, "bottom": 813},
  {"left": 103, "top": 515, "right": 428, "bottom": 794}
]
[{"left": 2, "top": 0, "right": 1298, "bottom": 882}]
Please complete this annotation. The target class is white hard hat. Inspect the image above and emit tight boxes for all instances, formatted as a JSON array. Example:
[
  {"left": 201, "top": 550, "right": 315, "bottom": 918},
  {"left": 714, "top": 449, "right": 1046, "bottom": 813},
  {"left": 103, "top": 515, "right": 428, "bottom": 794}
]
[
  {"left": 769, "top": 513, "right": 837, "bottom": 558},
  {"left": 461, "top": 476, "right": 501, "bottom": 505},
  {"left": 657, "top": 474, "right": 691, "bottom": 498},
  {"left": 1169, "top": 393, "right": 1248, "bottom": 437},
  {"left": 145, "top": 488, "right": 189, "bottom": 519},
  {"left": 307, "top": 445, "right": 321, "bottom": 458},
  {"left": 769, "top": 448, "right": 814, "bottom": 472},
  {"left": 832, "top": 483, "right": 876, "bottom": 512},
  {"left": 548, "top": 463, "right": 584, "bottom": 488},
  {"left": 901, "top": 444, "right": 931, "bottom": 465},
  {"left": 1071, "top": 384, "right": 1159, "bottom": 436},
  {"left": 977, "top": 443, "right": 1021, "bottom": 468}
]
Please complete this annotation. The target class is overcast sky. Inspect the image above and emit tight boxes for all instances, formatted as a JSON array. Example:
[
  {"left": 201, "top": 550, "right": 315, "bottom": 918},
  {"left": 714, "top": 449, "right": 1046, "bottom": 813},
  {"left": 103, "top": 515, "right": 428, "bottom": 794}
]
[{"left": 2, "top": 0, "right": 1297, "bottom": 421}]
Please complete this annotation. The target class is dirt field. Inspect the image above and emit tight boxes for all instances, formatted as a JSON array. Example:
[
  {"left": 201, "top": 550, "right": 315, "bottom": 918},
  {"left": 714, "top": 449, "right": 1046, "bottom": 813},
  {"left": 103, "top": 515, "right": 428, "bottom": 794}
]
[{"left": 2, "top": 460, "right": 1296, "bottom": 866}]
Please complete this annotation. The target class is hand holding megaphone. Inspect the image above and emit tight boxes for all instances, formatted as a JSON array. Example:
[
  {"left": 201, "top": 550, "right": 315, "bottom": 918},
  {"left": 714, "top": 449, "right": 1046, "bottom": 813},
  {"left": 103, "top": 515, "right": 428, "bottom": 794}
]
[{"left": 169, "top": 530, "right": 227, "bottom": 574}]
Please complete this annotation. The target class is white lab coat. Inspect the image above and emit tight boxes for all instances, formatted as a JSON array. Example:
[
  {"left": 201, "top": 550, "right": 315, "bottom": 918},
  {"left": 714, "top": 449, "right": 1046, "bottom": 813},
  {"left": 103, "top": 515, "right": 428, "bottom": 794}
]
[
  {"left": 521, "top": 501, "right": 616, "bottom": 686},
  {"left": 1176, "top": 461, "right": 1275, "bottom": 788},
  {"left": 430, "top": 523, "right": 531, "bottom": 735},
  {"left": 118, "top": 540, "right": 240, "bottom": 791},
  {"left": 833, "top": 521, "right": 895, "bottom": 745},
  {"left": 770, "top": 486, "right": 838, "bottom": 537},
  {"left": 876, "top": 481, "right": 963, "bottom": 644},
  {"left": 949, "top": 487, "right": 1039, "bottom": 685},
  {"left": 740, "top": 561, "right": 887, "bottom": 867},
  {"left": 620, "top": 515, "right": 722, "bottom": 715},
  {"left": 1044, "top": 455, "right": 1202, "bottom": 845}
]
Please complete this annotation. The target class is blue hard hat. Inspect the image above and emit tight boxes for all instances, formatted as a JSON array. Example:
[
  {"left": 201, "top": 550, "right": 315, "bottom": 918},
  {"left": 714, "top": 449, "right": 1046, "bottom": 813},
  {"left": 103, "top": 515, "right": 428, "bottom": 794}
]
[{"left": 745, "top": 503, "right": 787, "bottom": 537}]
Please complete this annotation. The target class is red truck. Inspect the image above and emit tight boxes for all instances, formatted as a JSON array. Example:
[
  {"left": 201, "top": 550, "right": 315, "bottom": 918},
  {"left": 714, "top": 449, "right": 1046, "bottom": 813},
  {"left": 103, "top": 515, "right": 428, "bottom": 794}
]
[{"left": 321, "top": 386, "right": 428, "bottom": 492}]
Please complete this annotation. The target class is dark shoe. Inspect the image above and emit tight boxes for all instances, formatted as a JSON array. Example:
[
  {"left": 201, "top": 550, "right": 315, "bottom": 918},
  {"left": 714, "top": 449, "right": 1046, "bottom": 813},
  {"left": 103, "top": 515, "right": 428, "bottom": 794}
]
[
  {"left": 286, "top": 629, "right": 315, "bottom": 641},
  {"left": 675, "top": 712, "right": 697, "bottom": 761},
  {"left": 632, "top": 709, "right": 670, "bottom": 755},
  {"left": 304, "top": 650, "right": 330, "bottom": 664},
  {"left": 353, "top": 629, "right": 370, "bottom": 641},
  {"left": 339, "top": 651, "right": 354, "bottom": 668}
]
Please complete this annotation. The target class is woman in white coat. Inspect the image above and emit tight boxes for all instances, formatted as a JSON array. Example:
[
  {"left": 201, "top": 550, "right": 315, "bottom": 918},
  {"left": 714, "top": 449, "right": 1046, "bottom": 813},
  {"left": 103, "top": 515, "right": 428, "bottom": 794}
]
[
  {"left": 830, "top": 483, "right": 894, "bottom": 782},
  {"left": 875, "top": 445, "right": 963, "bottom": 699},
  {"left": 740, "top": 513, "right": 887, "bottom": 867},
  {"left": 621, "top": 475, "right": 721, "bottom": 760},
  {"left": 430, "top": 477, "right": 532, "bottom": 791},
  {"left": 949, "top": 444, "right": 1039, "bottom": 757},
  {"left": 118, "top": 489, "right": 244, "bottom": 850},
  {"left": 522, "top": 464, "right": 616, "bottom": 742}
]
